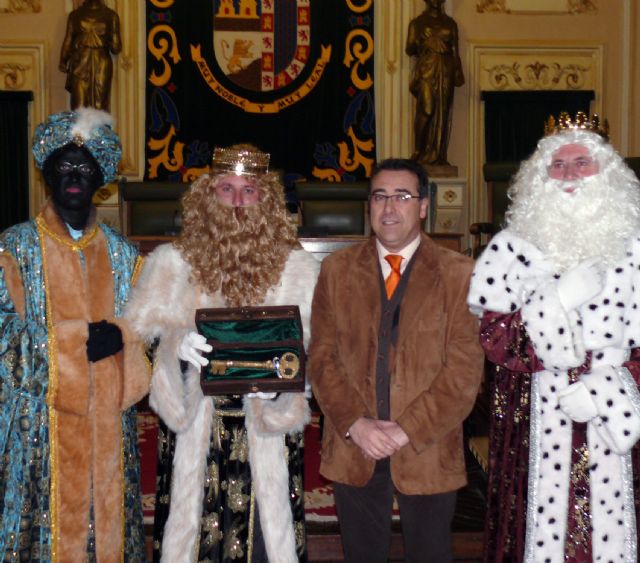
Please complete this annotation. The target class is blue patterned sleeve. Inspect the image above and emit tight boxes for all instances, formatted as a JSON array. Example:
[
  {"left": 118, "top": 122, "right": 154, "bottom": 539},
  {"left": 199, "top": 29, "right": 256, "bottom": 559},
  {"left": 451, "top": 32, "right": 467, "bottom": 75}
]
[
  {"left": 0, "top": 263, "right": 23, "bottom": 454},
  {"left": 0, "top": 260, "right": 49, "bottom": 450}
]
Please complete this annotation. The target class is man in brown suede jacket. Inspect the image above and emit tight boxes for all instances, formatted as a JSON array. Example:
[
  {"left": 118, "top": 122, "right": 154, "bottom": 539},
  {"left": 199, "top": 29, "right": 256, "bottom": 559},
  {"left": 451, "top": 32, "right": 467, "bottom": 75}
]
[{"left": 309, "top": 158, "right": 484, "bottom": 562}]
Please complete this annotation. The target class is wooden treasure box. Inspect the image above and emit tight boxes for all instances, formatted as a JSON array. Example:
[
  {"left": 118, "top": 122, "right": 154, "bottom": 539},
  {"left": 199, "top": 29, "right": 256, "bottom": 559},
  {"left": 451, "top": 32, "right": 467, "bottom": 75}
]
[{"left": 196, "top": 305, "right": 305, "bottom": 395}]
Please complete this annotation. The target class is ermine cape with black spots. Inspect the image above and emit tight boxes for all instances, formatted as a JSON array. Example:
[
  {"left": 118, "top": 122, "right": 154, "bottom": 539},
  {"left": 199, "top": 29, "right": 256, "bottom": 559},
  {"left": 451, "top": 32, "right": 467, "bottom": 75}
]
[{"left": 468, "top": 228, "right": 640, "bottom": 563}]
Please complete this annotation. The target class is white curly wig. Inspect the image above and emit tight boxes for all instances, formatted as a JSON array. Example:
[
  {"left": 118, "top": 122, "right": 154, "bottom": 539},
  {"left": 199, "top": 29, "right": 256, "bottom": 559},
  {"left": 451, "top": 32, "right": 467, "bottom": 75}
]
[{"left": 506, "top": 129, "right": 640, "bottom": 270}]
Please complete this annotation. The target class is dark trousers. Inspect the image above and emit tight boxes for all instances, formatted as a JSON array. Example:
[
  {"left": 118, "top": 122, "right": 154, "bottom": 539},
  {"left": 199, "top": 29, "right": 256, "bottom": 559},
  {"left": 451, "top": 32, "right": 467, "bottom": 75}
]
[{"left": 333, "top": 460, "right": 457, "bottom": 563}]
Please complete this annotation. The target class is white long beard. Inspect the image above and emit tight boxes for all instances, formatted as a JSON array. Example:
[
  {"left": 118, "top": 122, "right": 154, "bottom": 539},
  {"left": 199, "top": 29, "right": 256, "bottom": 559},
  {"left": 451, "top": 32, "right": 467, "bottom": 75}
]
[{"left": 509, "top": 175, "right": 640, "bottom": 271}]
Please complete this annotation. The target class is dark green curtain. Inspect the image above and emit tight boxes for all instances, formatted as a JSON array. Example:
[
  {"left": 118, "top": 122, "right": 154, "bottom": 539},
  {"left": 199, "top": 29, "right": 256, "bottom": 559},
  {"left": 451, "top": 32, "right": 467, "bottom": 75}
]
[
  {"left": 0, "top": 91, "right": 33, "bottom": 231},
  {"left": 482, "top": 90, "right": 595, "bottom": 162}
]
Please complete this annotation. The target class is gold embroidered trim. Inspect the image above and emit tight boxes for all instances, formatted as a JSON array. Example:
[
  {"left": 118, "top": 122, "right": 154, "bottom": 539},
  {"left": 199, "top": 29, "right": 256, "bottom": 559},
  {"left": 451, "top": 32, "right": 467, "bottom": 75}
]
[
  {"left": 131, "top": 256, "right": 144, "bottom": 287},
  {"left": 248, "top": 485, "right": 255, "bottom": 563},
  {"left": 35, "top": 214, "right": 99, "bottom": 252},
  {"left": 121, "top": 432, "right": 125, "bottom": 563},
  {"left": 39, "top": 219, "right": 59, "bottom": 562}
]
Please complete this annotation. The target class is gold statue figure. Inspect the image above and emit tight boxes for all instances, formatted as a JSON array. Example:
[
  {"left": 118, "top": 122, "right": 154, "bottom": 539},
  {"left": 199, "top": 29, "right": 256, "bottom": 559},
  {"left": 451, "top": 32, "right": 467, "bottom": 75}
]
[
  {"left": 406, "top": 0, "right": 464, "bottom": 168},
  {"left": 59, "top": 0, "right": 122, "bottom": 111}
]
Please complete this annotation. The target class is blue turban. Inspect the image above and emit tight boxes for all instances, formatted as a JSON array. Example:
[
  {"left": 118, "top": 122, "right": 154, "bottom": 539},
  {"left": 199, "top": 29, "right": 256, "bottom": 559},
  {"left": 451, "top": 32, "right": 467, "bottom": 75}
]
[{"left": 32, "top": 108, "right": 122, "bottom": 183}]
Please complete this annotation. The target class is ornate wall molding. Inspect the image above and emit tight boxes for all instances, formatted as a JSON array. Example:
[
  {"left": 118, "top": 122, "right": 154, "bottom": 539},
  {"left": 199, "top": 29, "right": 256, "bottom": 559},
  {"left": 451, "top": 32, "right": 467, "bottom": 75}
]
[
  {"left": 0, "top": 62, "right": 29, "bottom": 88},
  {"left": 0, "top": 41, "right": 48, "bottom": 214},
  {"left": 483, "top": 60, "right": 592, "bottom": 90},
  {"left": 476, "top": 0, "right": 506, "bottom": 12},
  {"left": 477, "top": 0, "right": 597, "bottom": 14},
  {"left": 467, "top": 43, "right": 603, "bottom": 227},
  {"left": 569, "top": 0, "right": 597, "bottom": 13},
  {"left": 0, "top": 0, "right": 41, "bottom": 13}
]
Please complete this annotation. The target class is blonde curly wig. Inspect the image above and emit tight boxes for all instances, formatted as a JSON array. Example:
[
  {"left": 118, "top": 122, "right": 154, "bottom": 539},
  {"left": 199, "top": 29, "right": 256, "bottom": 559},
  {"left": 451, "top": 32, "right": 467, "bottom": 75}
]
[{"left": 174, "top": 166, "right": 299, "bottom": 307}]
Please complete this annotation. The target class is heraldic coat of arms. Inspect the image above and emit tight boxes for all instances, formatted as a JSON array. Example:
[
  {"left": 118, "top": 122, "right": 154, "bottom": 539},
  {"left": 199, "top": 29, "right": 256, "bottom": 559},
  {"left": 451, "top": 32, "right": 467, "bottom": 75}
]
[{"left": 213, "top": 0, "right": 311, "bottom": 93}]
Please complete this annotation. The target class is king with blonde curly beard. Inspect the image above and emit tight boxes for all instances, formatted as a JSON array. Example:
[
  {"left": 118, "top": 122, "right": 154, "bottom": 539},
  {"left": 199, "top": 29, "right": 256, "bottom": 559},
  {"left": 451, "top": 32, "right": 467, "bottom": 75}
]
[{"left": 126, "top": 144, "right": 320, "bottom": 563}]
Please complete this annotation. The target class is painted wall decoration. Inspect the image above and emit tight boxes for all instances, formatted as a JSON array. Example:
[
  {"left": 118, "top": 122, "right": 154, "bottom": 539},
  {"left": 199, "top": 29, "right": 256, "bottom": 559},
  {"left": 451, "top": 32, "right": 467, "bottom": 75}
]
[
  {"left": 145, "top": 0, "right": 375, "bottom": 185},
  {"left": 477, "top": 0, "right": 596, "bottom": 14},
  {"left": 0, "top": 0, "right": 41, "bottom": 13}
]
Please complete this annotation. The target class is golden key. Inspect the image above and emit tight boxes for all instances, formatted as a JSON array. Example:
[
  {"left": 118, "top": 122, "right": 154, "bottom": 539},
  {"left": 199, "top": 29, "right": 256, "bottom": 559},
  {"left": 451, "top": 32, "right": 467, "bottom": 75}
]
[{"left": 209, "top": 352, "right": 300, "bottom": 379}]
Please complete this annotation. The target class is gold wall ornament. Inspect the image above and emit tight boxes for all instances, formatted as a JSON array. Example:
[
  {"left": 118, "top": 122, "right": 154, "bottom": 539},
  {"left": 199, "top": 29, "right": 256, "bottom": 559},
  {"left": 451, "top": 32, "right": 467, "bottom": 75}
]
[
  {"left": 443, "top": 189, "right": 457, "bottom": 203},
  {"left": 476, "top": 0, "right": 507, "bottom": 12},
  {"left": 148, "top": 24, "right": 181, "bottom": 88},
  {"left": 0, "top": 62, "right": 28, "bottom": 89},
  {"left": 484, "top": 60, "right": 590, "bottom": 90},
  {"left": 551, "top": 63, "right": 590, "bottom": 88},
  {"left": 343, "top": 29, "right": 373, "bottom": 91},
  {"left": 0, "top": 0, "right": 41, "bottom": 13},
  {"left": 525, "top": 61, "right": 549, "bottom": 82},
  {"left": 150, "top": 0, "right": 174, "bottom": 7},
  {"left": 569, "top": 0, "right": 597, "bottom": 14},
  {"left": 477, "top": 0, "right": 597, "bottom": 13}
]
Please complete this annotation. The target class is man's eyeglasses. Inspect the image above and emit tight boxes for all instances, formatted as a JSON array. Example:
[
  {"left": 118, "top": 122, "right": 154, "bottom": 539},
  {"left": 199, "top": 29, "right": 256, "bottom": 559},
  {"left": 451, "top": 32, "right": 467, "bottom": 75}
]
[
  {"left": 370, "top": 193, "right": 421, "bottom": 204},
  {"left": 55, "top": 161, "right": 97, "bottom": 177}
]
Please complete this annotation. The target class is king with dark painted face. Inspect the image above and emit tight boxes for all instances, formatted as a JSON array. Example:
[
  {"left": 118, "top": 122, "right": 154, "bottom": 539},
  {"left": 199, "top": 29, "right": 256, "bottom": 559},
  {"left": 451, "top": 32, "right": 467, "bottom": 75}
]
[{"left": 0, "top": 108, "right": 150, "bottom": 562}]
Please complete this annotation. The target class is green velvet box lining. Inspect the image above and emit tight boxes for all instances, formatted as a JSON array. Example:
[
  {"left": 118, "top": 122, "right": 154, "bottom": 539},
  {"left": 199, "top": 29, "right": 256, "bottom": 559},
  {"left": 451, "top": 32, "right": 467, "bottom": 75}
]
[
  {"left": 199, "top": 319, "right": 301, "bottom": 343},
  {"left": 198, "top": 318, "right": 303, "bottom": 381}
]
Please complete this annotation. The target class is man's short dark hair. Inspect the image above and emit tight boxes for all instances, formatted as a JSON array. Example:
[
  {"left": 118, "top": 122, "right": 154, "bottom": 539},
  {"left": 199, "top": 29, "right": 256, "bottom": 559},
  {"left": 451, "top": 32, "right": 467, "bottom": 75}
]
[{"left": 370, "top": 158, "right": 429, "bottom": 199}]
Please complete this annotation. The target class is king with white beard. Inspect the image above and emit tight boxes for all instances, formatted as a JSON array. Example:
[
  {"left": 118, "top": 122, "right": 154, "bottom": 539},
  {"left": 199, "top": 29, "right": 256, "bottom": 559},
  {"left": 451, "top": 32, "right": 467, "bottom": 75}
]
[{"left": 468, "top": 113, "right": 640, "bottom": 563}]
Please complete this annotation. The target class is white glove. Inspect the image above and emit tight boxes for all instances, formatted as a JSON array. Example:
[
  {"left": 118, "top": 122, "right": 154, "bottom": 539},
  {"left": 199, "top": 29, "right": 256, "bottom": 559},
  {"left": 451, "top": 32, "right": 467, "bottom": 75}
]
[
  {"left": 177, "top": 331, "right": 212, "bottom": 369},
  {"left": 557, "top": 381, "right": 598, "bottom": 423},
  {"left": 556, "top": 259, "right": 604, "bottom": 312},
  {"left": 246, "top": 391, "right": 278, "bottom": 400}
]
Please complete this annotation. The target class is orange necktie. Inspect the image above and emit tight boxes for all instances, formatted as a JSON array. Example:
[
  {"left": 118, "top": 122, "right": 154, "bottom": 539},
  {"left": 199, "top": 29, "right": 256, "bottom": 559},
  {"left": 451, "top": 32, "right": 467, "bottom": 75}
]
[{"left": 384, "top": 254, "right": 403, "bottom": 299}]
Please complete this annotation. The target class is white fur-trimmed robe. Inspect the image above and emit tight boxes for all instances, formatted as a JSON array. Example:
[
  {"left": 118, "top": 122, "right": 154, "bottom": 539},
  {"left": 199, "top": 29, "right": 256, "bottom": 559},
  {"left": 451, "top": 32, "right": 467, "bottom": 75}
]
[
  {"left": 126, "top": 243, "right": 320, "bottom": 562},
  {"left": 468, "top": 229, "right": 640, "bottom": 563}
]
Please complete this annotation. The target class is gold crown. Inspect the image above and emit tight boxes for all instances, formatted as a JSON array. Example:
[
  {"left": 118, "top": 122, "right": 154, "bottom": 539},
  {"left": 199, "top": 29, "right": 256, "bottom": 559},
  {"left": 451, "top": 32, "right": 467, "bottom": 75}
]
[
  {"left": 210, "top": 146, "right": 270, "bottom": 176},
  {"left": 544, "top": 111, "right": 609, "bottom": 140}
]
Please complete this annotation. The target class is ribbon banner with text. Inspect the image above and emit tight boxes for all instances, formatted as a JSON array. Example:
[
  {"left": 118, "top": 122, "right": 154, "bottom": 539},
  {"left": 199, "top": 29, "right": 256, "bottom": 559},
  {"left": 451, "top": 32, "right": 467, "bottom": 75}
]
[{"left": 145, "top": 0, "right": 375, "bottom": 185}]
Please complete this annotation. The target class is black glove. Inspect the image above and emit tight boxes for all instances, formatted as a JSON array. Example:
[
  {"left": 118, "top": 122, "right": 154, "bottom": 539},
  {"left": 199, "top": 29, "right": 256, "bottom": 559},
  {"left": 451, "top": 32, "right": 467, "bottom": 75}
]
[{"left": 86, "top": 320, "right": 124, "bottom": 362}]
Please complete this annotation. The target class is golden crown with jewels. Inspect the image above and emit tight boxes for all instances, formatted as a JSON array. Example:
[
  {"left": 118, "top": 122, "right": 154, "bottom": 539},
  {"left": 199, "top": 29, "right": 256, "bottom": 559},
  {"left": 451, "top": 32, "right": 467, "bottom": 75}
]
[
  {"left": 210, "top": 145, "right": 270, "bottom": 176},
  {"left": 544, "top": 111, "right": 609, "bottom": 140}
]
